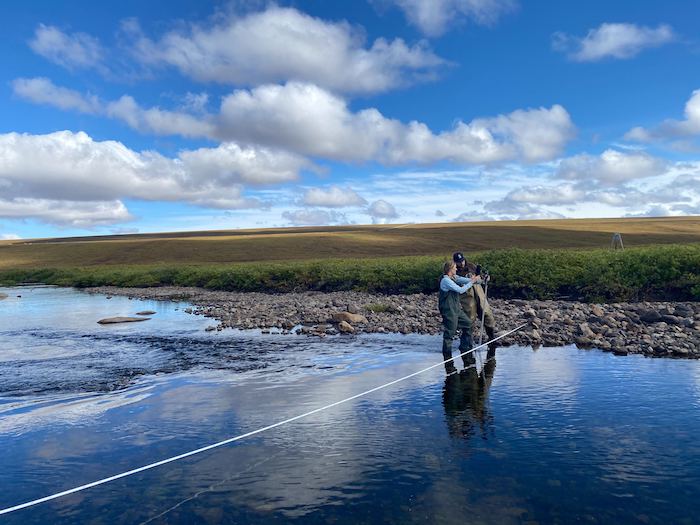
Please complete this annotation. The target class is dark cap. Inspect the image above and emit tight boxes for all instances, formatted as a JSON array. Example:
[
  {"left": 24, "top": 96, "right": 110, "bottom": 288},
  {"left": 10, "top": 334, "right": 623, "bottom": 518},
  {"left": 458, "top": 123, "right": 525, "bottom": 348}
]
[{"left": 452, "top": 252, "right": 465, "bottom": 264}]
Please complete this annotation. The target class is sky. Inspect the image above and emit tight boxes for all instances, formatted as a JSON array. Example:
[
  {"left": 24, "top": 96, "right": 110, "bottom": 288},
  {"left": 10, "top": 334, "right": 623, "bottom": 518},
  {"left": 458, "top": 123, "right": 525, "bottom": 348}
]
[{"left": 1, "top": 0, "right": 700, "bottom": 239}]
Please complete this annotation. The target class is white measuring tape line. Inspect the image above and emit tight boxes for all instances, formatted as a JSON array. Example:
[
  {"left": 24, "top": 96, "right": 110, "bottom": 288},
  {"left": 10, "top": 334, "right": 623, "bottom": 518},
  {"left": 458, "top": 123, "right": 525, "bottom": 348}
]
[{"left": 0, "top": 323, "right": 526, "bottom": 516}]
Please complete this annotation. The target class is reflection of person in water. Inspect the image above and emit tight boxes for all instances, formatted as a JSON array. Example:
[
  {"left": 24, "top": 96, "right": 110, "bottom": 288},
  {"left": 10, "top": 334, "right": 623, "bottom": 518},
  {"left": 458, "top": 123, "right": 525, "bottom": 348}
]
[{"left": 442, "top": 347, "right": 497, "bottom": 440}]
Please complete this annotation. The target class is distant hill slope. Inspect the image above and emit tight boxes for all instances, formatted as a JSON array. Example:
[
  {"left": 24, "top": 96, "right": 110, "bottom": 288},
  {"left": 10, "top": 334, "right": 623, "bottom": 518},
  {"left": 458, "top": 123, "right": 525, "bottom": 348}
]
[{"left": 1, "top": 216, "right": 699, "bottom": 269}]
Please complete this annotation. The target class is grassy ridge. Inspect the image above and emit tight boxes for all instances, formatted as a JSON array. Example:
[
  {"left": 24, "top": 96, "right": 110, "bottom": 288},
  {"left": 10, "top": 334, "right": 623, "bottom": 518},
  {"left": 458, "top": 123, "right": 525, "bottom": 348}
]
[
  {"left": 3, "top": 217, "right": 700, "bottom": 269},
  {"left": 2, "top": 245, "right": 699, "bottom": 302}
]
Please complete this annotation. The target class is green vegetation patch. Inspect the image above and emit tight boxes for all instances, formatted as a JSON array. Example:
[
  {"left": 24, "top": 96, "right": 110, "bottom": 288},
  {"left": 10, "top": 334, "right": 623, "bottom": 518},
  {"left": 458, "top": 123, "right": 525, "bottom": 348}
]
[
  {"left": 365, "top": 303, "right": 401, "bottom": 313},
  {"left": 1, "top": 244, "right": 699, "bottom": 302}
]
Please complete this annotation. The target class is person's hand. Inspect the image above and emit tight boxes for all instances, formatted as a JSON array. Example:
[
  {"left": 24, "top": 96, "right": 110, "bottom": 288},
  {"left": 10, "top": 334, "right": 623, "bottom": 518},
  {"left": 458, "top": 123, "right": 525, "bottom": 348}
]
[{"left": 471, "top": 275, "right": 481, "bottom": 284}]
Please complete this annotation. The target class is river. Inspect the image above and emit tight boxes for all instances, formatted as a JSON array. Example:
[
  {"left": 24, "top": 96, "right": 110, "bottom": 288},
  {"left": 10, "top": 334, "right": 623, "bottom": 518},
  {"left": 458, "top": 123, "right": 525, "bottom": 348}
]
[{"left": 1, "top": 286, "right": 699, "bottom": 524}]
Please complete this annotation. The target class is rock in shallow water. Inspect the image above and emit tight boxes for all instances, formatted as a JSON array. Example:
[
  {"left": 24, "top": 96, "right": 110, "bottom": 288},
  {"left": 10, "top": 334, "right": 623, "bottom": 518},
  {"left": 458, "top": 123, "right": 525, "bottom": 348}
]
[
  {"left": 97, "top": 317, "right": 150, "bottom": 324},
  {"left": 338, "top": 320, "right": 355, "bottom": 333}
]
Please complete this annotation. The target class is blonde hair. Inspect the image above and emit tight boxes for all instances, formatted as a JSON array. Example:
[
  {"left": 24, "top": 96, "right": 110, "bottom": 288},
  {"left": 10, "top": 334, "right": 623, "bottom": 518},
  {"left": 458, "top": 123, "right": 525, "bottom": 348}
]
[{"left": 443, "top": 260, "right": 456, "bottom": 275}]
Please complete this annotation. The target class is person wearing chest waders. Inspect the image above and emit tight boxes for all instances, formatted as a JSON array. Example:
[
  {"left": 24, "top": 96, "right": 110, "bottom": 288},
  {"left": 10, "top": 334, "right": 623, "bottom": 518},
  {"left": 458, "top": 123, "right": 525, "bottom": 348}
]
[
  {"left": 453, "top": 252, "right": 497, "bottom": 348},
  {"left": 439, "top": 260, "right": 482, "bottom": 375}
]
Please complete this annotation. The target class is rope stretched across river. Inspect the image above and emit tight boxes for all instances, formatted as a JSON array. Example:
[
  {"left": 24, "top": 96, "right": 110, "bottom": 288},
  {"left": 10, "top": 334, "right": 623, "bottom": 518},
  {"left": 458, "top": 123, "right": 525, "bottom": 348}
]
[{"left": 0, "top": 323, "right": 526, "bottom": 516}]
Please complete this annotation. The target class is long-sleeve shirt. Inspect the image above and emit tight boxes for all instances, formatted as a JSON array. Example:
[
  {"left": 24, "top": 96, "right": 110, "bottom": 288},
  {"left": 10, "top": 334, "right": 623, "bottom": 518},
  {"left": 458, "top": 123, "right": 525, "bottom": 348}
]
[{"left": 439, "top": 275, "right": 473, "bottom": 294}]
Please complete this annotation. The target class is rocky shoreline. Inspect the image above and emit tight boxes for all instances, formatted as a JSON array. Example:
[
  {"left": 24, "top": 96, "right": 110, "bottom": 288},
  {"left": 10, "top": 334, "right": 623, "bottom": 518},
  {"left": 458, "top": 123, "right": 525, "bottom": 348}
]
[{"left": 88, "top": 286, "right": 700, "bottom": 359}]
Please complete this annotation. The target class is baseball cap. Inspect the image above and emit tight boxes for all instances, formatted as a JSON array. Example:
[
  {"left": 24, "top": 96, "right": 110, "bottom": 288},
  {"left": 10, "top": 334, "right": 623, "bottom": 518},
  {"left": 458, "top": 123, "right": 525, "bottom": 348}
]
[{"left": 452, "top": 252, "right": 465, "bottom": 264}]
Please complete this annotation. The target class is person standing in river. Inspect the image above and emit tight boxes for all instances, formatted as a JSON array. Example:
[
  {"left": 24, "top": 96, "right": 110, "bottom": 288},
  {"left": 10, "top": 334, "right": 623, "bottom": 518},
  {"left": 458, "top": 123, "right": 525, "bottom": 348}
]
[
  {"left": 439, "top": 260, "right": 482, "bottom": 375},
  {"left": 453, "top": 252, "right": 497, "bottom": 346}
]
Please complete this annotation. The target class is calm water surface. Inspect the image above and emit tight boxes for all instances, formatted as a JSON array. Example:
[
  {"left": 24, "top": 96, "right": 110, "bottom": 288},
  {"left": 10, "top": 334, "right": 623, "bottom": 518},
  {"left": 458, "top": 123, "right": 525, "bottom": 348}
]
[{"left": 1, "top": 286, "right": 700, "bottom": 524}]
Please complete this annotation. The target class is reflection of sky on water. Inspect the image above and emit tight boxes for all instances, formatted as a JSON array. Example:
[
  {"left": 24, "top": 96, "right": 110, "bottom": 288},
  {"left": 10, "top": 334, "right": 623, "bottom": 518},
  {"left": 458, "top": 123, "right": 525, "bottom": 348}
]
[
  {"left": 0, "top": 386, "right": 155, "bottom": 435},
  {"left": 3, "top": 353, "right": 459, "bottom": 522},
  {"left": 690, "top": 364, "right": 700, "bottom": 408},
  {"left": 2, "top": 288, "right": 700, "bottom": 524}
]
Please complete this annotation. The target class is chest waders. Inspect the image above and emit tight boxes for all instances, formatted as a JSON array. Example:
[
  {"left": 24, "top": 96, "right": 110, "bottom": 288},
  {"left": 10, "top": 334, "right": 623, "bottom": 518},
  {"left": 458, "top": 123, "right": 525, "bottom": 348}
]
[
  {"left": 439, "top": 286, "right": 474, "bottom": 370},
  {"left": 459, "top": 282, "right": 496, "bottom": 342}
]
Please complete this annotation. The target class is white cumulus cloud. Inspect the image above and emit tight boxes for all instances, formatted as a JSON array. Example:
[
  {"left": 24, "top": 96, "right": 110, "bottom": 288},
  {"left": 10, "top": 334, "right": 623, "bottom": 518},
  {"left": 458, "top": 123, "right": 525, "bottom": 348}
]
[
  {"left": 625, "top": 204, "right": 675, "bottom": 218},
  {"left": 16, "top": 79, "right": 575, "bottom": 166},
  {"left": 0, "top": 131, "right": 312, "bottom": 226},
  {"left": 452, "top": 211, "right": 497, "bottom": 222},
  {"left": 504, "top": 184, "right": 585, "bottom": 205},
  {"left": 556, "top": 149, "right": 667, "bottom": 185},
  {"left": 12, "top": 77, "right": 213, "bottom": 137},
  {"left": 483, "top": 197, "right": 567, "bottom": 220},
  {"left": 624, "top": 89, "right": 700, "bottom": 143},
  {"left": 367, "top": 199, "right": 399, "bottom": 223},
  {"left": 29, "top": 24, "right": 104, "bottom": 70},
  {"left": 301, "top": 186, "right": 367, "bottom": 207},
  {"left": 0, "top": 198, "right": 132, "bottom": 228},
  {"left": 12, "top": 77, "right": 101, "bottom": 114},
  {"left": 105, "top": 95, "right": 216, "bottom": 138},
  {"left": 477, "top": 156, "right": 699, "bottom": 221},
  {"left": 216, "top": 82, "right": 575, "bottom": 164},
  {"left": 129, "top": 6, "right": 445, "bottom": 94},
  {"left": 381, "top": 0, "right": 517, "bottom": 37},
  {"left": 281, "top": 209, "right": 349, "bottom": 226},
  {"left": 553, "top": 23, "right": 675, "bottom": 62}
]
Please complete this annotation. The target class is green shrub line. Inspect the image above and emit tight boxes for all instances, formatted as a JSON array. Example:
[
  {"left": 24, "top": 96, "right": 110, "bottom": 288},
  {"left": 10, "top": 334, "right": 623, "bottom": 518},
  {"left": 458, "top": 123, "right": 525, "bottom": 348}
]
[{"left": 1, "top": 245, "right": 699, "bottom": 302}]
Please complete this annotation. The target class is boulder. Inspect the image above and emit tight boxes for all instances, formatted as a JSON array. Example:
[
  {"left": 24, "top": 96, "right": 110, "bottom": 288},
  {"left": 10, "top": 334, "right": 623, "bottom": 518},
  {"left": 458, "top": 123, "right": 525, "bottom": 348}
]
[
  {"left": 347, "top": 304, "right": 361, "bottom": 314},
  {"left": 523, "top": 308, "right": 536, "bottom": 319},
  {"left": 661, "top": 315, "right": 682, "bottom": 326},
  {"left": 97, "top": 317, "right": 150, "bottom": 324},
  {"left": 601, "top": 316, "right": 619, "bottom": 328},
  {"left": 639, "top": 309, "right": 662, "bottom": 323},
  {"left": 626, "top": 311, "right": 641, "bottom": 323},
  {"left": 332, "top": 312, "right": 368, "bottom": 324},
  {"left": 338, "top": 320, "right": 355, "bottom": 333},
  {"left": 674, "top": 305, "right": 694, "bottom": 318},
  {"left": 578, "top": 322, "right": 596, "bottom": 339},
  {"left": 591, "top": 305, "right": 605, "bottom": 317},
  {"left": 136, "top": 310, "right": 156, "bottom": 316}
]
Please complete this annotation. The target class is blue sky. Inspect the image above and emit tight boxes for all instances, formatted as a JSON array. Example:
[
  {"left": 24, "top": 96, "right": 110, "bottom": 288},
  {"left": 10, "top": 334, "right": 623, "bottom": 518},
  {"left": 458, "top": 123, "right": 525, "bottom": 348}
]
[{"left": 1, "top": 0, "right": 699, "bottom": 239}]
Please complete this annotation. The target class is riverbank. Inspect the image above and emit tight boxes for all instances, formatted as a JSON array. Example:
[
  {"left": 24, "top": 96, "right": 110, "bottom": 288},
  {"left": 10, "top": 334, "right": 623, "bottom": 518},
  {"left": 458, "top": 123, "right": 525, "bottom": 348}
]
[{"left": 88, "top": 287, "right": 700, "bottom": 359}]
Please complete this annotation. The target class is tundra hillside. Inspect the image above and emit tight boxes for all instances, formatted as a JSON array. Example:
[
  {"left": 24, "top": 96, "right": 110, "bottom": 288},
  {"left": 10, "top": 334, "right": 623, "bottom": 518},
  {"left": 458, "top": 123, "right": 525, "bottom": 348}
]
[{"left": 1, "top": 217, "right": 700, "bottom": 302}]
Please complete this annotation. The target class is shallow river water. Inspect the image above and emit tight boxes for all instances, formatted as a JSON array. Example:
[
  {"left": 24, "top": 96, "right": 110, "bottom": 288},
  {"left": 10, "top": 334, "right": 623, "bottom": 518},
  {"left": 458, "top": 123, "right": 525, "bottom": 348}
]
[{"left": 1, "top": 286, "right": 700, "bottom": 524}]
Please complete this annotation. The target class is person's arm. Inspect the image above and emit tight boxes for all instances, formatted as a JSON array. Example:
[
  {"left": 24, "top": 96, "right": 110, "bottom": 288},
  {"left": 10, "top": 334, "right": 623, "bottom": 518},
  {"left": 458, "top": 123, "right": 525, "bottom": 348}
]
[
  {"left": 440, "top": 276, "right": 472, "bottom": 293},
  {"left": 454, "top": 275, "right": 480, "bottom": 286}
]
